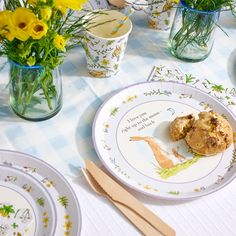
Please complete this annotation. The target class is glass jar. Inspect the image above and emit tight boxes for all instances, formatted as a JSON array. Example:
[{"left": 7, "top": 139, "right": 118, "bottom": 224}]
[
  {"left": 9, "top": 61, "right": 62, "bottom": 121},
  {"left": 168, "top": 0, "right": 220, "bottom": 62}
]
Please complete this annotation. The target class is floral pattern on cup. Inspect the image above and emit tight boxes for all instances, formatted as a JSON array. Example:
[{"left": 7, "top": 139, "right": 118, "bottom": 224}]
[
  {"left": 147, "top": 0, "right": 177, "bottom": 30},
  {"left": 84, "top": 10, "right": 132, "bottom": 78},
  {"left": 85, "top": 35, "right": 128, "bottom": 78}
]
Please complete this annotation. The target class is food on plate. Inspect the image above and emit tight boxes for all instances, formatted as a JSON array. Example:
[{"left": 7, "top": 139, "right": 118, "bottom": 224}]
[
  {"left": 169, "top": 114, "right": 195, "bottom": 141},
  {"left": 185, "top": 111, "right": 233, "bottom": 155}
]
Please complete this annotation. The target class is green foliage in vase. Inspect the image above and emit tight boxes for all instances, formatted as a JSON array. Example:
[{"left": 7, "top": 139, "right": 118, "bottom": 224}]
[
  {"left": 10, "top": 63, "right": 58, "bottom": 114},
  {"left": 0, "top": 0, "right": 106, "bottom": 115},
  {"left": 184, "top": 0, "right": 236, "bottom": 11},
  {"left": 0, "top": 0, "right": 103, "bottom": 69},
  {"left": 169, "top": 0, "right": 236, "bottom": 60}
]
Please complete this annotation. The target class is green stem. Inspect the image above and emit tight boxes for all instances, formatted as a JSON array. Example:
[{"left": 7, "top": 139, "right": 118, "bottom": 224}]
[
  {"left": 21, "top": 78, "right": 39, "bottom": 115},
  {"left": 42, "top": 47, "right": 55, "bottom": 63},
  {"left": 171, "top": 9, "right": 216, "bottom": 55},
  {"left": 40, "top": 69, "right": 54, "bottom": 110}
]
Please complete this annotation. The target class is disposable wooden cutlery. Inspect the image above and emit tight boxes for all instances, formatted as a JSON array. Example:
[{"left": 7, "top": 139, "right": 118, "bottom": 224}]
[
  {"left": 82, "top": 160, "right": 176, "bottom": 236},
  {"left": 81, "top": 168, "right": 162, "bottom": 235}
]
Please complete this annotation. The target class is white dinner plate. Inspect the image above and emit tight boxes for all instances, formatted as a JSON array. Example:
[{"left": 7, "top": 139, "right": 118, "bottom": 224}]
[
  {"left": 92, "top": 81, "right": 236, "bottom": 200},
  {"left": 0, "top": 167, "right": 56, "bottom": 236},
  {"left": 0, "top": 150, "right": 81, "bottom": 235}
]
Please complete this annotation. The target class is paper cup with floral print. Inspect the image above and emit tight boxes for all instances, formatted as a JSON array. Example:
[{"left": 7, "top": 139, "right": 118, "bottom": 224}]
[
  {"left": 84, "top": 10, "right": 132, "bottom": 78},
  {"left": 147, "top": 0, "right": 177, "bottom": 30}
]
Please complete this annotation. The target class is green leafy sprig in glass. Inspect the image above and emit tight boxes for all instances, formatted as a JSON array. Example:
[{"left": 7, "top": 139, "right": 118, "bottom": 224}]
[
  {"left": 170, "top": 0, "right": 236, "bottom": 58},
  {"left": 0, "top": 0, "right": 105, "bottom": 114}
]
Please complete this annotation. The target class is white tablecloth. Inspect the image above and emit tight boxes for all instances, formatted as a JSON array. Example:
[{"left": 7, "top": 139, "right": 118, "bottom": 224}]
[{"left": 0, "top": 10, "right": 236, "bottom": 236}]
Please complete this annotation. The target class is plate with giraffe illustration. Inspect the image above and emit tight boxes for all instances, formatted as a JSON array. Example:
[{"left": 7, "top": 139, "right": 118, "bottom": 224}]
[
  {"left": 0, "top": 150, "right": 81, "bottom": 236},
  {"left": 92, "top": 81, "right": 236, "bottom": 200}
]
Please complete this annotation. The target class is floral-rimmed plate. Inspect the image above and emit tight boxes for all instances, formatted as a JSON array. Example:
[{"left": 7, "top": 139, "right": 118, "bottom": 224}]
[
  {"left": 0, "top": 150, "right": 81, "bottom": 235},
  {"left": 92, "top": 81, "right": 236, "bottom": 200},
  {"left": 0, "top": 167, "right": 57, "bottom": 236}
]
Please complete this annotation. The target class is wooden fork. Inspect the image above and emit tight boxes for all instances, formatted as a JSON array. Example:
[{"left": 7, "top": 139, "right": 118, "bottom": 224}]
[{"left": 81, "top": 168, "right": 162, "bottom": 236}]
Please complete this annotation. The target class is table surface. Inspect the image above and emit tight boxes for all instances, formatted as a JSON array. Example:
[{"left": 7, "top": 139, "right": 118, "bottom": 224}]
[{"left": 1, "top": 9, "right": 236, "bottom": 236}]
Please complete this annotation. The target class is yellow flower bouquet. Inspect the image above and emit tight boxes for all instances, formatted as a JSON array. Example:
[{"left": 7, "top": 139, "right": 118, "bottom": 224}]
[{"left": 0, "top": 0, "right": 98, "bottom": 120}]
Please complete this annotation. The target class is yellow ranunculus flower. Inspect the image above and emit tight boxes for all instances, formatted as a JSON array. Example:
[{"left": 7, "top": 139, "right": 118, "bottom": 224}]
[
  {"left": 30, "top": 20, "right": 48, "bottom": 39},
  {"left": 54, "top": 0, "right": 87, "bottom": 13},
  {"left": 40, "top": 7, "right": 52, "bottom": 21},
  {"left": 65, "top": 0, "right": 87, "bottom": 10},
  {"left": 28, "top": 0, "right": 47, "bottom": 6},
  {"left": 170, "top": 0, "right": 179, "bottom": 4},
  {"left": 11, "top": 8, "right": 37, "bottom": 41},
  {"left": 28, "top": 0, "right": 37, "bottom": 5},
  {"left": 53, "top": 34, "right": 66, "bottom": 50},
  {"left": 0, "top": 10, "right": 15, "bottom": 41},
  {"left": 54, "top": 0, "right": 67, "bottom": 14}
]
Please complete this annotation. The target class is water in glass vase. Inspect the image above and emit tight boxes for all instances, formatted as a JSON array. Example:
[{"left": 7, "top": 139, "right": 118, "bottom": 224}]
[
  {"left": 9, "top": 61, "right": 62, "bottom": 121},
  {"left": 168, "top": 0, "right": 220, "bottom": 62}
]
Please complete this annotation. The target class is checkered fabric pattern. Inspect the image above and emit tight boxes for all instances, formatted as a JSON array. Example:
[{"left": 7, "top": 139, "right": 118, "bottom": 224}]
[
  {"left": 0, "top": 10, "right": 236, "bottom": 178},
  {"left": 0, "top": 7, "right": 236, "bottom": 236}
]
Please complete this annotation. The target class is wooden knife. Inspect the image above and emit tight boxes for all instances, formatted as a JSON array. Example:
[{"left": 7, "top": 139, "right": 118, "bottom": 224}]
[{"left": 85, "top": 159, "right": 176, "bottom": 236}]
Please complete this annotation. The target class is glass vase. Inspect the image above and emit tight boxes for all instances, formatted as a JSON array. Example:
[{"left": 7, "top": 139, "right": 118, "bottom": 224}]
[
  {"left": 9, "top": 61, "right": 62, "bottom": 121},
  {"left": 168, "top": 0, "right": 220, "bottom": 62}
]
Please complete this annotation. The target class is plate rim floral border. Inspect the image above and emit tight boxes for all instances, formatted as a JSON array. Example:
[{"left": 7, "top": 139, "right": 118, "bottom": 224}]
[
  {"left": 0, "top": 149, "right": 82, "bottom": 235},
  {"left": 92, "top": 81, "right": 236, "bottom": 200},
  {"left": 0, "top": 165, "right": 57, "bottom": 236},
  {"left": 0, "top": 180, "right": 39, "bottom": 235}
]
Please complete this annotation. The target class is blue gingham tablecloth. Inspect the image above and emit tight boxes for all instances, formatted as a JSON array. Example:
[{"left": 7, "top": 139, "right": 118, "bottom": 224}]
[{"left": 0, "top": 9, "right": 236, "bottom": 236}]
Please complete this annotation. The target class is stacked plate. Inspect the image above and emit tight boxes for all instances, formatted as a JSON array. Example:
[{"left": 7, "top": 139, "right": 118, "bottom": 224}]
[{"left": 0, "top": 150, "right": 81, "bottom": 236}]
